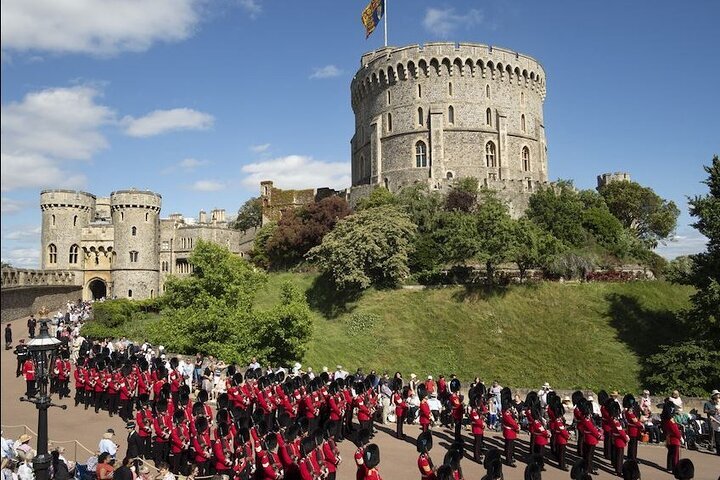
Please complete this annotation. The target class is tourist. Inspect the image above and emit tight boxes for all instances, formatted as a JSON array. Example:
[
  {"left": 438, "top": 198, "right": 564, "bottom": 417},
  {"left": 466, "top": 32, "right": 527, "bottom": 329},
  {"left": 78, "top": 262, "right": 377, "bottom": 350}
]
[
  {"left": 95, "top": 453, "right": 114, "bottom": 480},
  {"left": 155, "top": 462, "right": 175, "bottom": 480},
  {"left": 247, "top": 356, "right": 260, "bottom": 370},
  {"left": 99, "top": 429, "right": 118, "bottom": 460},
  {"left": 51, "top": 447, "right": 74, "bottom": 480},
  {"left": 408, "top": 373, "right": 418, "bottom": 392},
  {"left": 112, "top": 457, "right": 133, "bottom": 480},
  {"left": 27, "top": 316, "right": 36, "bottom": 339},
  {"left": 424, "top": 376, "right": 436, "bottom": 395},
  {"left": 13, "top": 435, "right": 34, "bottom": 462},
  {"left": 1, "top": 458, "right": 13, "bottom": 480},
  {"left": 707, "top": 390, "right": 720, "bottom": 454},
  {"left": 17, "top": 457, "right": 33, "bottom": 480},
  {"left": 4, "top": 324, "right": 12, "bottom": 350},
  {"left": 669, "top": 390, "right": 684, "bottom": 412}
]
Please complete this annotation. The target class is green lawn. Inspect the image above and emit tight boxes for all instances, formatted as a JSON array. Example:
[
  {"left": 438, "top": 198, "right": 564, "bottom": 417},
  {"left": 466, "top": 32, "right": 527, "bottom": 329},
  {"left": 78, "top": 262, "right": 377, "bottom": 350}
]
[{"left": 258, "top": 274, "right": 693, "bottom": 392}]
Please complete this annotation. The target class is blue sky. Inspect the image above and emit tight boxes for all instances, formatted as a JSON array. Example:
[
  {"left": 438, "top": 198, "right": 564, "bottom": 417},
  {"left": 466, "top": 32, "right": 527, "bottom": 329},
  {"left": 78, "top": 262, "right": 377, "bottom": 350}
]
[{"left": 2, "top": 0, "right": 718, "bottom": 267}]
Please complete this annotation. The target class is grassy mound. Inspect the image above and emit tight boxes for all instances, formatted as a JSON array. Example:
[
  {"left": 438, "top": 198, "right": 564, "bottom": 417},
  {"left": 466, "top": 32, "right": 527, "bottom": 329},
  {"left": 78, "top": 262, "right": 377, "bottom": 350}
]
[{"left": 256, "top": 274, "right": 693, "bottom": 392}]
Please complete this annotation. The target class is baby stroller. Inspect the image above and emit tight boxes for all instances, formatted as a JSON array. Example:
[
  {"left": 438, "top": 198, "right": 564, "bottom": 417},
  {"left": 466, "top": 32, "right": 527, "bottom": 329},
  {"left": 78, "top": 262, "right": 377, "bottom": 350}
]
[{"left": 685, "top": 410, "right": 713, "bottom": 451}]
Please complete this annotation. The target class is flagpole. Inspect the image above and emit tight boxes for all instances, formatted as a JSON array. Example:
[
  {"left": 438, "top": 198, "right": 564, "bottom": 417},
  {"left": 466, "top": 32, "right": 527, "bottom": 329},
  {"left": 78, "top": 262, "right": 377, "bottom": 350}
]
[{"left": 384, "top": 0, "right": 388, "bottom": 47}]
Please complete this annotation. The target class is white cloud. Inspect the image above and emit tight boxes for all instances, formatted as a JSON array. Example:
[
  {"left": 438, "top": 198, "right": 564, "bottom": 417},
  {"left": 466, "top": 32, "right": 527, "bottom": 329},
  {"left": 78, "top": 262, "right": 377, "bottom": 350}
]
[
  {"left": 310, "top": 65, "right": 343, "bottom": 79},
  {"left": 250, "top": 143, "right": 271, "bottom": 153},
  {"left": 1, "top": 85, "right": 114, "bottom": 161},
  {"left": 4, "top": 226, "right": 41, "bottom": 240},
  {"left": 179, "top": 158, "right": 208, "bottom": 169},
  {"left": 238, "top": 0, "right": 262, "bottom": 19},
  {"left": 190, "top": 180, "right": 225, "bottom": 192},
  {"left": 1, "top": 0, "right": 200, "bottom": 56},
  {"left": 241, "top": 155, "right": 350, "bottom": 190},
  {"left": 0, "top": 152, "right": 87, "bottom": 191},
  {"left": 122, "top": 108, "right": 214, "bottom": 137},
  {"left": 1, "top": 248, "right": 40, "bottom": 269},
  {"left": 655, "top": 230, "right": 708, "bottom": 260},
  {"left": 423, "top": 7, "right": 483, "bottom": 37},
  {"left": 1, "top": 197, "right": 26, "bottom": 214}
]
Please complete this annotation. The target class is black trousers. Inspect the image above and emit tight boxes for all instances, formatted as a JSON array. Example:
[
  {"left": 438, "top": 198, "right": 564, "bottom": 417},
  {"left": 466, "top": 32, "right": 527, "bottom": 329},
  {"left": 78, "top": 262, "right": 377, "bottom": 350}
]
[
  {"left": 359, "top": 419, "right": 372, "bottom": 434},
  {"left": 95, "top": 392, "right": 105, "bottom": 412},
  {"left": 140, "top": 436, "right": 152, "bottom": 459},
  {"left": 75, "top": 387, "right": 84, "bottom": 406},
  {"left": 108, "top": 392, "right": 119, "bottom": 415},
  {"left": 556, "top": 443, "right": 567, "bottom": 470},
  {"left": 85, "top": 390, "right": 94, "bottom": 408},
  {"left": 153, "top": 440, "right": 170, "bottom": 467},
  {"left": 119, "top": 399, "right": 132, "bottom": 421},
  {"left": 603, "top": 431, "right": 611, "bottom": 459},
  {"left": 473, "top": 434, "right": 484, "bottom": 462},
  {"left": 532, "top": 443, "right": 545, "bottom": 461},
  {"left": 504, "top": 438, "right": 515, "bottom": 465},
  {"left": 613, "top": 445, "right": 624, "bottom": 476},
  {"left": 577, "top": 430, "right": 585, "bottom": 456},
  {"left": 344, "top": 408, "right": 354, "bottom": 434},
  {"left": 396, "top": 416, "right": 404, "bottom": 438},
  {"left": 583, "top": 444, "right": 596, "bottom": 473},
  {"left": 666, "top": 444, "right": 679, "bottom": 471},
  {"left": 714, "top": 430, "right": 720, "bottom": 455},
  {"left": 25, "top": 380, "right": 36, "bottom": 398},
  {"left": 628, "top": 437, "right": 638, "bottom": 461},
  {"left": 454, "top": 420, "right": 462, "bottom": 443}
]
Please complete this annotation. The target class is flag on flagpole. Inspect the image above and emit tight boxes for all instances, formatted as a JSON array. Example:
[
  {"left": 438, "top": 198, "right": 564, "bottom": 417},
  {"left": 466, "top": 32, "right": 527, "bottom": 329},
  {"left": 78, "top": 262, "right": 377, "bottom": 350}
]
[{"left": 361, "top": 0, "right": 385, "bottom": 38}]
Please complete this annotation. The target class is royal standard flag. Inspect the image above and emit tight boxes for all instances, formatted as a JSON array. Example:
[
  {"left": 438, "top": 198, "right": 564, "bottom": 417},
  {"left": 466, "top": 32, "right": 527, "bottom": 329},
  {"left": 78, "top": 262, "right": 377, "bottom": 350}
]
[{"left": 361, "top": 0, "right": 385, "bottom": 38}]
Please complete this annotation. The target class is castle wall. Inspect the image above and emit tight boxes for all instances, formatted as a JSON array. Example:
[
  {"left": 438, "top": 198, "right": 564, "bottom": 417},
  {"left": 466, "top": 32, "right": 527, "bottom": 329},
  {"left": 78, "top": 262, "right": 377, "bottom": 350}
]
[
  {"left": 350, "top": 43, "right": 548, "bottom": 208},
  {"left": 40, "top": 190, "right": 96, "bottom": 272}
]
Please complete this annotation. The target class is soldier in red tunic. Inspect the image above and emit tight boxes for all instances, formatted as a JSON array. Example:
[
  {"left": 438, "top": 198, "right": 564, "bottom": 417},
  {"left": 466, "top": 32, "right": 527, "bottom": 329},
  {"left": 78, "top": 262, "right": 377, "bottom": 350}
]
[
  {"left": 548, "top": 396, "right": 570, "bottom": 471},
  {"left": 579, "top": 398, "right": 602, "bottom": 475},
  {"left": 392, "top": 380, "right": 408, "bottom": 439},
  {"left": 363, "top": 444, "right": 382, "bottom": 480},
  {"left": 500, "top": 387, "right": 519, "bottom": 467},
  {"left": 418, "top": 384, "right": 432, "bottom": 433},
  {"left": 661, "top": 401, "right": 682, "bottom": 473},
  {"left": 353, "top": 428, "right": 371, "bottom": 480},
  {"left": 609, "top": 401, "right": 629, "bottom": 477},
  {"left": 449, "top": 378, "right": 464, "bottom": 443},
  {"left": 622, "top": 394, "right": 644, "bottom": 462},
  {"left": 416, "top": 430, "right": 436, "bottom": 480}
]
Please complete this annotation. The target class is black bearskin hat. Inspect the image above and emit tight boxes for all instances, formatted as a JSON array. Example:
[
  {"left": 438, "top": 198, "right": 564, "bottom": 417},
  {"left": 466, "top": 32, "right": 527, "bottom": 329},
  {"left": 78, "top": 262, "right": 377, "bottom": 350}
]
[
  {"left": 198, "top": 389, "right": 209, "bottom": 403},
  {"left": 416, "top": 383, "right": 428, "bottom": 401},
  {"left": 192, "top": 401, "right": 204, "bottom": 417},
  {"left": 227, "top": 364, "right": 236, "bottom": 378},
  {"left": 217, "top": 392, "right": 229, "bottom": 410},
  {"left": 355, "top": 428, "right": 371, "bottom": 447},
  {"left": 312, "top": 429, "right": 324, "bottom": 448},
  {"left": 673, "top": 458, "right": 693, "bottom": 480},
  {"left": 363, "top": 444, "right": 380, "bottom": 469},
  {"left": 336, "top": 377, "right": 345, "bottom": 389},
  {"left": 578, "top": 398, "right": 592, "bottom": 417},
  {"left": 320, "top": 371, "right": 330, "bottom": 384},
  {"left": 244, "top": 368, "right": 255, "bottom": 381},
  {"left": 264, "top": 433, "right": 277, "bottom": 451},
  {"left": 572, "top": 390, "right": 584, "bottom": 406},
  {"left": 621, "top": 459, "right": 640, "bottom": 480},
  {"left": 608, "top": 400, "right": 621, "bottom": 418},
  {"left": 436, "top": 465, "right": 453, "bottom": 480},
  {"left": 416, "top": 430, "right": 433, "bottom": 453},
  {"left": 443, "top": 447, "right": 462, "bottom": 470},
  {"left": 345, "top": 374, "right": 355, "bottom": 386},
  {"left": 571, "top": 459, "right": 590, "bottom": 480},
  {"left": 216, "top": 409, "right": 230, "bottom": 425},
  {"left": 169, "top": 357, "right": 179, "bottom": 369},
  {"left": 194, "top": 416, "right": 209, "bottom": 433},
  {"left": 402, "top": 385, "right": 410, "bottom": 399},
  {"left": 277, "top": 412, "right": 292, "bottom": 429},
  {"left": 483, "top": 448, "right": 503, "bottom": 479},
  {"left": 285, "top": 424, "right": 300, "bottom": 442},
  {"left": 156, "top": 398, "right": 169, "bottom": 413},
  {"left": 524, "top": 462, "right": 542, "bottom": 480},
  {"left": 173, "top": 410, "right": 186, "bottom": 424},
  {"left": 623, "top": 394, "right": 636, "bottom": 409},
  {"left": 276, "top": 370, "right": 285, "bottom": 383},
  {"left": 449, "top": 378, "right": 461, "bottom": 393},
  {"left": 364, "top": 374, "right": 376, "bottom": 391},
  {"left": 661, "top": 401, "right": 676, "bottom": 421},
  {"left": 324, "top": 421, "right": 337, "bottom": 440},
  {"left": 300, "top": 437, "right": 315, "bottom": 457},
  {"left": 233, "top": 372, "right": 244, "bottom": 385},
  {"left": 217, "top": 422, "right": 230, "bottom": 438},
  {"left": 598, "top": 390, "right": 610, "bottom": 408},
  {"left": 501, "top": 387, "right": 513, "bottom": 411},
  {"left": 354, "top": 381, "right": 366, "bottom": 395}
]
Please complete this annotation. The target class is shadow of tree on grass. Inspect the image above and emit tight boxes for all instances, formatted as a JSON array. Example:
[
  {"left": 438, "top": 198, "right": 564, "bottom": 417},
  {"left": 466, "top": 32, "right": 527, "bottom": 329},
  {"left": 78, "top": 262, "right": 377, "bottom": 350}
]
[{"left": 305, "top": 273, "right": 362, "bottom": 319}]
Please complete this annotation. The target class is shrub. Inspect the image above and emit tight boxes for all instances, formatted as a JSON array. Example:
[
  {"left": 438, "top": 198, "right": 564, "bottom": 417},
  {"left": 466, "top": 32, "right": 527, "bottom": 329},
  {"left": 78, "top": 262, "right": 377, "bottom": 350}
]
[
  {"left": 643, "top": 341, "right": 720, "bottom": 397},
  {"left": 92, "top": 299, "right": 137, "bottom": 328}
]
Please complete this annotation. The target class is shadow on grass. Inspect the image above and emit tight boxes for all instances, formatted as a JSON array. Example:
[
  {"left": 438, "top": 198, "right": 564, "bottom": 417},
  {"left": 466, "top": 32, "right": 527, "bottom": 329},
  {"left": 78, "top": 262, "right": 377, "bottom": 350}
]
[
  {"left": 305, "top": 274, "right": 362, "bottom": 319},
  {"left": 451, "top": 283, "right": 512, "bottom": 303},
  {"left": 605, "top": 293, "right": 685, "bottom": 357}
]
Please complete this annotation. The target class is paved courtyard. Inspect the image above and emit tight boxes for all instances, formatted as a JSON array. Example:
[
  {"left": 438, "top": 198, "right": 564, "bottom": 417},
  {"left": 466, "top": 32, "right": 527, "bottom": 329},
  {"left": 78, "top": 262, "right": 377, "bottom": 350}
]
[{"left": 2, "top": 316, "right": 718, "bottom": 479}]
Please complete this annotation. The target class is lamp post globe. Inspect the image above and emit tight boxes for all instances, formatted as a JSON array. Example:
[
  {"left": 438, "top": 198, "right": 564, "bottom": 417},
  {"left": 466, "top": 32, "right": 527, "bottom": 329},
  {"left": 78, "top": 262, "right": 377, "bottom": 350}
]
[{"left": 23, "top": 308, "right": 64, "bottom": 480}]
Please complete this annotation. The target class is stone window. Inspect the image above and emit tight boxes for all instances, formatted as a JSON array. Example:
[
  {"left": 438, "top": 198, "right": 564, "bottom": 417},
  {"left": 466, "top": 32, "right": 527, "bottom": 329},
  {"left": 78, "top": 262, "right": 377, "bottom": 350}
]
[
  {"left": 48, "top": 244, "right": 57, "bottom": 264},
  {"left": 417, "top": 84, "right": 422, "bottom": 98},
  {"left": 486, "top": 108, "right": 493, "bottom": 127},
  {"left": 128, "top": 289, "right": 133, "bottom": 298},
  {"left": 448, "top": 105, "right": 455, "bottom": 125},
  {"left": 522, "top": 147, "right": 531, "bottom": 171},
  {"left": 359, "top": 156, "right": 367, "bottom": 180},
  {"left": 51, "top": 215, "right": 56, "bottom": 226},
  {"left": 521, "top": 114, "right": 526, "bottom": 132},
  {"left": 69, "top": 244, "right": 79, "bottom": 264},
  {"left": 150, "top": 289, "right": 154, "bottom": 298},
  {"left": 130, "top": 251, "right": 139, "bottom": 263},
  {"left": 145, "top": 212, "right": 149, "bottom": 222},
  {"left": 448, "top": 82, "right": 453, "bottom": 96},
  {"left": 73, "top": 215, "right": 78, "bottom": 227},
  {"left": 486, "top": 85, "right": 490, "bottom": 98},
  {"left": 488, "top": 172, "right": 497, "bottom": 181},
  {"left": 384, "top": 178, "right": 389, "bottom": 190},
  {"left": 387, "top": 113, "right": 392, "bottom": 132},
  {"left": 120, "top": 212, "right": 124, "bottom": 221},
  {"left": 418, "top": 107, "right": 424, "bottom": 126},
  {"left": 131, "top": 226, "right": 137, "bottom": 236},
  {"left": 527, "top": 178, "right": 533, "bottom": 190},
  {"left": 161, "top": 241, "right": 169, "bottom": 251},
  {"left": 415, "top": 141, "right": 428, "bottom": 168},
  {"left": 446, "top": 171, "right": 454, "bottom": 180},
  {"left": 486, "top": 141, "right": 497, "bottom": 167},
  {"left": 387, "top": 90, "right": 391, "bottom": 105}
]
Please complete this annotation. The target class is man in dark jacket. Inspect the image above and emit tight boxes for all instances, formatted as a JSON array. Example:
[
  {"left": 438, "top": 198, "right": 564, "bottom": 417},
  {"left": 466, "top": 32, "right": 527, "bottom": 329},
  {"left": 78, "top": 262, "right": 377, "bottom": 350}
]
[
  {"left": 125, "top": 422, "right": 144, "bottom": 460},
  {"left": 4, "top": 324, "right": 12, "bottom": 350},
  {"left": 14, "top": 339, "right": 28, "bottom": 377}
]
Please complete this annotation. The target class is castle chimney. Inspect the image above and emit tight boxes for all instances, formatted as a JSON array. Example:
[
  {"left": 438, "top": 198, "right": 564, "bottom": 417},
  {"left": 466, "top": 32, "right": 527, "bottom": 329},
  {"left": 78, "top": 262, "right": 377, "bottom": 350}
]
[{"left": 199, "top": 210, "right": 207, "bottom": 223}]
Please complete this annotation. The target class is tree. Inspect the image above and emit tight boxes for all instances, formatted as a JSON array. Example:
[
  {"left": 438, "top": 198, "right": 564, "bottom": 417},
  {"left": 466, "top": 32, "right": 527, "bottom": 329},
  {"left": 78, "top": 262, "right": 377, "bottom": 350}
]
[
  {"left": 307, "top": 205, "right": 417, "bottom": 290},
  {"left": 232, "top": 197, "right": 263, "bottom": 232},
  {"left": 265, "top": 196, "right": 351, "bottom": 268},
  {"left": 510, "top": 218, "right": 564, "bottom": 281},
  {"left": 685, "top": 155, "right": 720, "bottom": 341},
  {"left": 599, "top": 180, "right": 680, "bottom": 248},
  {"left": 355, "top": 187, "right": 398, "bottom": 210},
  {"left": 445, "top": 177, "right": 479, "bottom": 212},
  {"left": 664, "top": 256, "right": 694, "bottom": 284},
  {"left": 526, "top": 181, "right": 587, "bottom": 246},
  {"left": 434, "top": 211, "right": 479, "bottom": 264},
  {"left": 249, "top": 222, "right": 277, "bottom": 269},
  {"left": 155, "top": 240, "right": 312, "bottom": 365},
  {"left": 475, "top": 189, "right": 516, "bottom": 282}
]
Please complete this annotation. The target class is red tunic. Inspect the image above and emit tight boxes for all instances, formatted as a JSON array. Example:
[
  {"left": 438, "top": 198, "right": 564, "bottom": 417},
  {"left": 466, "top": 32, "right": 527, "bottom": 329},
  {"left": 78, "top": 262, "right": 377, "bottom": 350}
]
[
  {"left": 213, "top": 438, "right": 233, "bottom": 472},
  {"left": 323, "top": 440, "right": 339, "bottom": 474},
  {"left": 611, "top": 419, "right": 629, "bottom": 448},
  {"left": 469, "top": 408, "right": 485, "bottom": 435},
  {"left": 450, "top": 393, "right": 463, "bottom": 421},
  {"left": 662, "top": 418, "right": 682, "bottom": 446},
  {"left": 531, "top": 420, "right": 550, "bottom": 446},
  {"left": 417, "top": 453, "right": 436, "bottom": 479},
  {"left": 550, "top": 418, "right": 570, "bottom": 446},
  {"left": 356, "top": 398, "right": 371, "bottom": 422},
  {"left": 580, "top": 417, "right": 602, "bottom": 446},
  {"left": 419, "top": 400, "right": 432, "bottom": 427},
  {"left": 22, "top": 360, "right": 35, "bottom": 381},
  {"left": 502, "top": 409, "right": 520, "bottom": 440},
  {"left": 623, "top": 409, "right": 643, "bottom": 438},
  {"left": 364, "top": 468, "right": 382, "bottom": 480},
  {"left": 354, "top": 447, "right": 366, "bottom": 480}
]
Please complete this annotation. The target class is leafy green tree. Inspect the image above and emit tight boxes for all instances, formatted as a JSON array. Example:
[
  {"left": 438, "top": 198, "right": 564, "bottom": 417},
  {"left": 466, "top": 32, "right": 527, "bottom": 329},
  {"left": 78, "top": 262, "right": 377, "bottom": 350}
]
[
  {"left": 434, "top": 211, "right": 479, "bottom": 264},
  {"left": 643, "top": 341, "right": 720, "bottom": 396},
  {"left": 663, "top": 256, "right": 694, "bottom": 284},
  {"left": 232, "top": 197, "right": 263, "bottom": 232},
  {"left": 355, "top": 187, "right": 398, "bottom": 210},
  {"left": 582, "top": 206, "right": 626, "bottom": 251},
  {"left": 445, "top": 177, "right": 479, "bottom": 212},
  {"left": 396, "top": 184, "right": 443, "bottom": 232},
  {"left": 475, "top": 189, "right": 515, "bottom": 282},
  {"left": 527, "top": 181, "right": 587, "bottom": 246},
  {"left": 307, "top": 205, "right": 417, "bottom": 290},
  {"left": 685, "top": 155, "right": 720, "bottom": 340},
  {"left": 599, "top": 180, "right": 680, "bottom": 248},
  {"left": 249, "top": 222, "right": 277, "bottom": 269},
  {"left": 155, "top": 241, "right": 312, "bottom": 365},
  {"left": 510, "top": 218, "right": 564, "bottom": 281}
]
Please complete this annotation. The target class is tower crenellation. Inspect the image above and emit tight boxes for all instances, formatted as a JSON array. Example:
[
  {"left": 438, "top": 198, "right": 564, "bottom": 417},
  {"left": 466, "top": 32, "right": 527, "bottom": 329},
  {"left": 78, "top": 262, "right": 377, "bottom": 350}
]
[{"left": 40, "top": 190, "right": 96, "bottom": 271}]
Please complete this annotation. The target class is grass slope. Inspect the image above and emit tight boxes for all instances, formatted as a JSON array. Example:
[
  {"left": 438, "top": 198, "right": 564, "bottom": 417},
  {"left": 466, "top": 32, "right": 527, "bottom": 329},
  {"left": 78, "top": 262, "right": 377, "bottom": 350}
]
[{"left": 257, "top": 274, "right": 693, "bottom": 392}]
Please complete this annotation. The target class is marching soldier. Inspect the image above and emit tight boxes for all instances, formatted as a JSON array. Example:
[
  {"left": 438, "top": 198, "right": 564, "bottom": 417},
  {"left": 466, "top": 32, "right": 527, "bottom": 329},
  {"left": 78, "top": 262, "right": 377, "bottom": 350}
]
[
  {"left": 362, "top": 444, "right": 382, "bottom": 480},
  {"left": 549, "top": 397, "right": 570, "bottom": 471},
  {"left": 416, "top": 431, "right": 436, "bottom": 480},
  {"left": 469, "top": 396, "right": 487, "bottom": 463},
  {"left": 623, "top": 393, "right": 644, "bottom": 462},
  {"left": 354, "top": 428, "right": 371, "bottom": 480},
  {"left": 661, "top": 401, "right": 682, "bottom": 473},
  {"left": 22, "top": 355, "right": 36, "bottom": 398},
  {"left": 609, "top": 401, "right": 629, "bottom": 477},
  {"left": 418, "top": 384, "right": 432, "bottom": 433},
  {"left": 392, "top": 381, "right": 408, "bottom": 439},
  {"left": 500, "top": 387, "right": 519, "bottom": 467},
  {"left": 449, "top": 378, "right": 464, "bottom": 443},
  {"left": 579, "top": 398, "right": 602, "bottom": 475}
]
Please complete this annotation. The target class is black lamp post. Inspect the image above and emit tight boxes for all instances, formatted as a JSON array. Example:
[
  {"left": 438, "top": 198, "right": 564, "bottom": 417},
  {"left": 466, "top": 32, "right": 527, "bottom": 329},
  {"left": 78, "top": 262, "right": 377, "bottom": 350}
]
[{"left": 19, "top": 309, "right": 66, "bottom": 480}]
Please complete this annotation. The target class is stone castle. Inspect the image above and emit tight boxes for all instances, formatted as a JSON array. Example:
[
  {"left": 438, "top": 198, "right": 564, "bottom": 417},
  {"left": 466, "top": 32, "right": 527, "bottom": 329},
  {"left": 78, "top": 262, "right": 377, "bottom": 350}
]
[{"left": 39, "top": 189, "right": 254, "bottom": 301}]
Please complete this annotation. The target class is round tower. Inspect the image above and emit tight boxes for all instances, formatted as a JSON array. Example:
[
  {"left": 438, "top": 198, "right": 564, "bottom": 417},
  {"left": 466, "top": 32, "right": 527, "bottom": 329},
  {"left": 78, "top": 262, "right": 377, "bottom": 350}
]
[
  {"left": 350, "top": 42, "right": 548, "bottom": 195},
  {"left": 40, "top": 190, "right": 96, "bottom": 271},
  {"left": 110, "top": 189, "right": 162, "bottom": 299}
]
